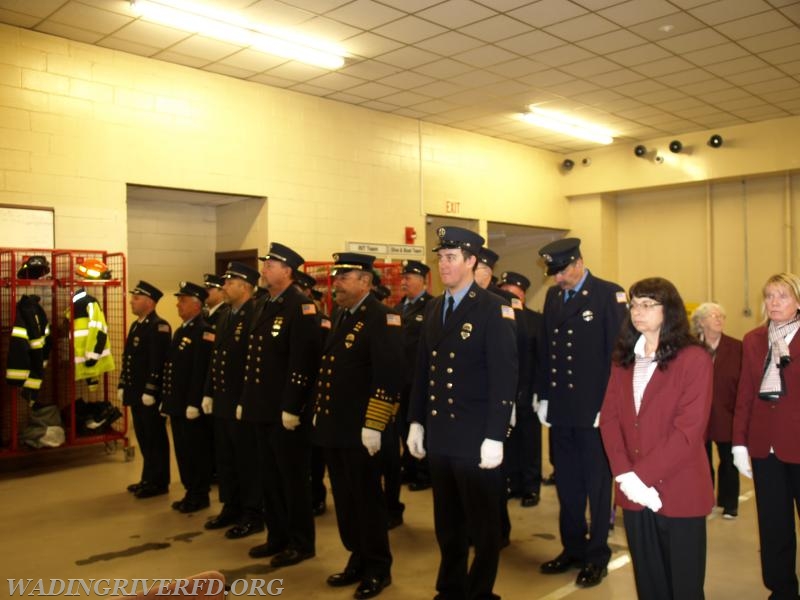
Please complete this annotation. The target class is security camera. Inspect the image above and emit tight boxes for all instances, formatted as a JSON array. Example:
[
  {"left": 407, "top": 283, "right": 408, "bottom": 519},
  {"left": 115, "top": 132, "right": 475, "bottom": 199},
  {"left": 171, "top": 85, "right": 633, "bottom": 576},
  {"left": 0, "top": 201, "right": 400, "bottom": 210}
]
[
  {"left": 634, "top": 145, "right": 647, "bottom": 157},
  {"left": 581, "top": 157, "right": 591, "bottom": 166},
  {"left": 654, "top": 155, "right": 664, "bottom": 164},
  {"left": 562, "top": 159, "right": 574, "bottom": 171},
  {"left": 669, "top": 140, "right": 683, "bottom": 153}
]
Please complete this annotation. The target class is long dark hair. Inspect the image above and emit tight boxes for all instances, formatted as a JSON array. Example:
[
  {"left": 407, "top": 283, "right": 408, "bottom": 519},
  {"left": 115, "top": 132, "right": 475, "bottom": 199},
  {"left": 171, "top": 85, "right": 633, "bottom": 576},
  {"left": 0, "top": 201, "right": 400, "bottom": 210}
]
[{"left": 613, "top": 277, "right": 701, "bottom": 369}]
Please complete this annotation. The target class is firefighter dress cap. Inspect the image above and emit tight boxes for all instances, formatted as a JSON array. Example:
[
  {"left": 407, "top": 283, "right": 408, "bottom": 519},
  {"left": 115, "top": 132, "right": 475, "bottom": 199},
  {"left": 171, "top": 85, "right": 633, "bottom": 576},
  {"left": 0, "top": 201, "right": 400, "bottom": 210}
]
[
  {"left": 76, "top": 258, "right": 111, "bottom": 280},
  {"left": 295, "top": 271, "right": 317, "bottom": 290},
  {"left": 372, "top": 270, "right": 382, "bottom": 287},
  {"left": 374, "top": 285, "right": 391, "bottom": 301},
  {"left": 174, "top": 281, "right": 208, "bottom": 302},
  {"left": 433, "top": 226, "right": 485, "bottom": 252},
  {"left": 401, "top": 260, "right": 429, "bottom": 277},
  {"left": 224, "top": 261, "right": 260, "bottom": 287},
  {"left": 17, "top": 255, "right": 50, "bottom": 279},
  {"left": 130, "top": 280, "right": 163, "bottom": 302},
  {"left": 478, "top": 247, "right": 499, "bottom": 269},
  {"left": 500, "top": 271, "right": 531, "bottom": 292},
  {"left": 203, "top": 273, "right": 225, "bottom": 289},
  {"left": 260, "top": 242, "right": 305, "bottom": 271},
  {"left": 331, "top": 252, "right": 375, "bottom": 275},
  {"left": 539, "top": 238, "right": 582, "bottom": 276}
]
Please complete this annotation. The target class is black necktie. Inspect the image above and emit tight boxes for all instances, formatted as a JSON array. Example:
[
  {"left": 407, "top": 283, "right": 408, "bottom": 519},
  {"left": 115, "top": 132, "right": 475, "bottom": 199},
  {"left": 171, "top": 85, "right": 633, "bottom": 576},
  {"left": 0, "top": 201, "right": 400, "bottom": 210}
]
[
  {"left": 565, "top": 289, "right": 576, "bottom": 303},
  {"left": 402, "top": 300, "right": 411, "bottom": 315},
  {"left": 336, "top": 309, "right": 350, "bottom": 332},
  {"left": 444, "top": 296, "right": 454, "bottom": 323}
]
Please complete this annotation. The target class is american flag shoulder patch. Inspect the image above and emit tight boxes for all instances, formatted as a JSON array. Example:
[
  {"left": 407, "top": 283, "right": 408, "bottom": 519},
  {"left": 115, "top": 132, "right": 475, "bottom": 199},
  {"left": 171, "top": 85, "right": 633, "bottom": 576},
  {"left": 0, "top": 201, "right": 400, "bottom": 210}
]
[
  {"left": 616, "top": 291, "right": 627, "bottom": 303},
  {"left": 501, "top": 305, "right": 515, "bottom": 320},
  {"left": 202, "top": 331, "right": 216, "bottom": 342},
  {"left": 386, "top": 313, "right": 401, "bottom": 326},
  {"left": 321, "top": 318, "right": 331, "bottom": 330},
  {"left": 302, "top": 303, "right": 317, "bottom": 315}
]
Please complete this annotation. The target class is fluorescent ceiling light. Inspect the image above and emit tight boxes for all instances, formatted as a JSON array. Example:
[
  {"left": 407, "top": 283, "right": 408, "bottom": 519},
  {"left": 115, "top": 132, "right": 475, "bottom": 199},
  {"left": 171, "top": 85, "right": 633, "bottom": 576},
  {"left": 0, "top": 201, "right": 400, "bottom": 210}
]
[
  {"left": 129, "top": 0, "right": 346, "bottom": 69},
  {"left": 519, "top": 107, "right": 614, "bottom": 145}
]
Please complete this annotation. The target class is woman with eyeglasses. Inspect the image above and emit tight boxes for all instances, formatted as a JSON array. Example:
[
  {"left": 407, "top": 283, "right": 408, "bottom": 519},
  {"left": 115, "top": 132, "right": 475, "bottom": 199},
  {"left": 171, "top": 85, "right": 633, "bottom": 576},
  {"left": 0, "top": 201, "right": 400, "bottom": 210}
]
[
  {"left": 690, "top": 302, "right": 743, "bottom": 519},
  {"left": 732, "top": 273, "right": 800, "bottom": 600},
  {"left": 600, "top": 278, "right": 713, "bottom": 600}
]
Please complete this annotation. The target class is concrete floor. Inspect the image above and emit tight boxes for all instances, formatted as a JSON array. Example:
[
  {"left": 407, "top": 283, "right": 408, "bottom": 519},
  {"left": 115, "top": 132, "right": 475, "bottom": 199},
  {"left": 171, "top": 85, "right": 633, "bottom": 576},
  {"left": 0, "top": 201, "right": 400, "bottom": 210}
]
[{"left": 0, "top": 436, "right": 776, "bottom": 599}]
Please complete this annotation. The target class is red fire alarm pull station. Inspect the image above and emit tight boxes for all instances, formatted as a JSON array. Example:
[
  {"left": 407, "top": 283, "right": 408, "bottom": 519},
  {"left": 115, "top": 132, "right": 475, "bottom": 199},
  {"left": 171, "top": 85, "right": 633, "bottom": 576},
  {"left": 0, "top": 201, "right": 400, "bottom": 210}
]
[{"left": 405, "top": 227, "right": 417, "bottom": 245}]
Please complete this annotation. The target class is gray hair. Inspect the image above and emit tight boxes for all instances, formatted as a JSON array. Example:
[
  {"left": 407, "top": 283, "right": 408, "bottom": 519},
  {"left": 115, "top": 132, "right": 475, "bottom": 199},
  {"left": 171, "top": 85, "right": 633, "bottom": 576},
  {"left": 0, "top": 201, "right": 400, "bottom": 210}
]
[{"left": 690, "top": 302, "right": 726, "bottom": 337}]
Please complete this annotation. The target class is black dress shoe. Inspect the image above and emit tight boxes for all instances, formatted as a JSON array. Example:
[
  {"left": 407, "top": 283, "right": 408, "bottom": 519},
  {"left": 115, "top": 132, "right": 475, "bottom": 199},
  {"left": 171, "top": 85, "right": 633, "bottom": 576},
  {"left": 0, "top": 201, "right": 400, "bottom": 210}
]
[
  {"left": 327, "top": 569, "right": 362, "bottom": 587},
  {"left": 312, "top": 501, "right": 326, "bottom": 517},
  {"left": 542, "top": 473, "right": 556, "bottom": 486},
  {"left": 134, "top": 484, "right": 168, "bottom": 499},
  {"left": 408, "top": 481, "right": 431, "bottom": 492},
  {"left": 387, "top": 513, "right": 403, "bottom": 530},
  {"left": 270, "top": 548, "right": 315, "bottom": 568},
  {"left": 178, "top": 497, "right": 210, "bottom": 513},
  {"left": 127, "top": 482, "right": 144, "bottom": 493},
  {"left": 521, "top": 492, "right": 540, "bottom": 508},
  {"left": 540, "top": 552, "right": 582, "bottom": 574},
  {"left": 171, "top": 499, "right": 186, "bottom": 511},
  {"left": 575, "top": 564, "right": 607, "bottom": 588},
  {"left": 249, "top": 541, "right": 287, "bottom": 558},
  {"left": 205, "top": 511, "right": 241, "bottom": 530},
  {"left": 354, "top": 575, "right": 391, "bottom": 599},
  {"left": 225, "top": 521, "right": 264, "bottom": 539}
]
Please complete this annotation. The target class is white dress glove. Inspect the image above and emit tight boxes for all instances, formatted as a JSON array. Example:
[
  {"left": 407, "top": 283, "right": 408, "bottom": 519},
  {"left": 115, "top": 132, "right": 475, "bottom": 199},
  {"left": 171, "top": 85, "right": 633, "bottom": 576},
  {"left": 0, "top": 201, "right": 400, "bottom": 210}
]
[
  {"left": 235, "top": 404, "right": 242, "bottom": 420},
  {"left": 732, "top": 445, "right": 753, "bottom": 479},
  {"left": 532, "top": 392, "right": 539, "bottom": 412},
  {"left": 141, "top": 393, "right": 156, "bottom": 407},
  {"left": 201, "top": 396, "right": 213, "bottom": 415},
  {"left": 117, "top": 388, "right": 124, "bottom": 403},
  {"left": 361, "top": 427, "right": 381, "bottom": 456},
  {"left": 479, "top": 438, "right": 504, "bottom": 469},
  {"left": 616, "top": 471, "right": 662, "bottom": 512},
  {"left": 282, "top": 411, "right": 301, "bottom": 431},
  {"left": 186, "top": 406, "right": 200, "bottom": 420},
  {"left": 536, "top": 399, "right": 551, "bottom": 428},
  {"left": 593, "top": 412, "right": 600, "bottom": 428},
  {"left": 407, "top": 422, "right": 426, "bottom": 459},
  {"left": 510, "top": 403, "right": 517, "bottom": 428}
]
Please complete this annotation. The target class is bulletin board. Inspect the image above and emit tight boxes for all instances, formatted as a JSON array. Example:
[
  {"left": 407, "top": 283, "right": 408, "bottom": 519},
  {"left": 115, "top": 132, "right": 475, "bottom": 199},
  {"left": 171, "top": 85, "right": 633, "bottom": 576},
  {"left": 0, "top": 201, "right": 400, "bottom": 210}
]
[{"left": 0, "top": 206, "right": 54, "bottom": 249}]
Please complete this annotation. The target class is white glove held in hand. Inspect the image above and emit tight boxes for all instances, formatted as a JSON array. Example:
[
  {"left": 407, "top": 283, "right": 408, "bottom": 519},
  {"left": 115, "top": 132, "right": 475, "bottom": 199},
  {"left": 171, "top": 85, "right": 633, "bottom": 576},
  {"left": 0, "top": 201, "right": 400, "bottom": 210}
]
[
  {"left": 141, "top": 393, "right": 156, "bottom": 407},
  {"left": 407, "top": 422, "right": 426, "bottom": 459},
  {"left": 186, "top": 406, "right": 200, "bottom": 420},
  {"left": 235, "top": 404, "right": 242, "bottom": 420},
  {"left": 361, "top": 427, "right": 381, "bottom": 456},
  {"left": 201, "top": 396, "right": 213, "bottom": 415},
  {"left": 732, "top": 445, "right": 753, "bottom": 479},
  {"left": 282, "top": 411, "right": 301, "bottom": 431},
  {"left": 510, "top": 403, "right": 517, "bottom": 428},
  {"left": 616, "top": 471, "right": 662, "bottom": 512},
  {"left": 536, "top": 399, "right": 551, "bottom": 427},
  {"left": 593, "top": 412, "right": 600, "bottom": 428},
  {"left": 479, "top": 438, "right": 503, "bottom": 469}
]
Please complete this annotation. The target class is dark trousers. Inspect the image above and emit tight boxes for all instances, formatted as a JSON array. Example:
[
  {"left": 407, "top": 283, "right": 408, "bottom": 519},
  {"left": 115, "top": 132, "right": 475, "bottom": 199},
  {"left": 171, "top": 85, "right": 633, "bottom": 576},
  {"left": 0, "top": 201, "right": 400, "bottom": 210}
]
[
  {"left": 752, "top": 453, "right": 800, "bottom": 600},
  {"left": 324, "top": 446, "right": 392, "bottom": 579},
  {"left": 255, "top": 421, "right": 315, "bottom": 554},
  {"left": 170, "top": 413, "right": 212, "bottom": 501},
  {"left": 214, "top": 417, "right": 262, "bottom": 522},
  {"left": 705, "top": 441, "right": 739, "bottom": 512},
  {"left": 505, "top": 405, "right": 542, "bottom": 495},
  {"left": 311, "top": 445, "right": 327, "bottom": 506},
  {"left": 550, "top": 425, "right": 612, "bottom": 566},
  {"left": 429, "top": 454, "right": 504, "bottom": 600},
  {"left": 381, "top": 420, "right": 404, "bottom": 519},
  {"left": 623, "top": 509, "right": 706, "bottom": 600},
  {"left": 130, "top": 404, "right": 169, "bottom": 487}
]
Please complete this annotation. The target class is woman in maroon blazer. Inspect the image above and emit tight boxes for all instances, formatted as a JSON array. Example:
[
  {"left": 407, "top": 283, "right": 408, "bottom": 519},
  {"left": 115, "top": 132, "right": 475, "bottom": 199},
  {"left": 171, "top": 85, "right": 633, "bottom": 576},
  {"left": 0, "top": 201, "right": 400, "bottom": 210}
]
[
  {"left": 733, "top": 272, "right": 800, "bottom": 600},
  {"left": 691, "top": 302, "right": 743, "bottom": 518},
  {"left": 600, "top": 278, "right": 713, "bottom": 600}
]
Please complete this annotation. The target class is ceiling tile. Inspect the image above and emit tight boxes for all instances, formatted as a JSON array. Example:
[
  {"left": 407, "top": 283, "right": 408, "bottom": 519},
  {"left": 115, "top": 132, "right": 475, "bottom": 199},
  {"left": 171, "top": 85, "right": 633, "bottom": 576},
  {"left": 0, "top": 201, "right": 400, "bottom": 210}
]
[
  {"left": 627, "top": 11, "right": 707, "bottom": 41},
  {"left": 203, "top": 62, "right": 257, "bottom": 78},
  {"left": 716, "top": 9, "right": 794, "bottom": 38},
  {"left": 416, "top": 0, "right": 496, "bottom": 28},
  {"left": 361, "top": 99, "right": 401, "bottom": 111},
  {"left": 657, "top": 28, "right": 727, "bottom": 53},
  {"left": 291, "top": 82, "right": 336, "bottom": 97},
  {"left": 0, "top": 0, "right": 66, "bottom": 18},
  {"left": 681, "top": 42, "right": 749, "bottom": 66},
  {"left": 443, "top": 88, "right": 496, "bottom": 106},
  {"left": 517, "top": 68, "right": 574, "bottom": 86},
  {"left": 532, "top": 44, "right": 594, "bottom": 67},
  {"left": 412, "top": 79, "right": 464, "bottom": 97},
  {"left": 576, "top": 29, "right": 647, "bottom": 53},
  {"left": 667, "top": 102, "right": 717, "bottom": 118},
  {"left": 636, "top": 88, "right": 689, "bottom": 104},
  {"left": 263, "top": 61, "right": 328, "bottom": 81},
  {"left": 486, "top": 56, "right": 551, "bottom": 77},
  {"left": 410, "top": 98, "right": 460, "bottom": 113},
  {"left": 326, "top": 91, "right": 371, "bottom": 103},
  {"left": 372, "top": 15, "right": 447, "bottom": 44},
  {"left": 571, "top": 88, "right": 624, "bottom": 105},
  {"left": 306, "top": 71, "right": 368, "bottom": 91},
  {"left": 590, "top": 68, "right": 645, "bottom": 87},
  {"left": 657, "top": 67, "right": 710, "bottom": 86},
  {"left": 166, "top": 35, "right": 241, "bottom": 62},
  {"left": 613, "top": 78, "right": 668, "bottom": 96},
  {"left": 605, "top": 42, "right": 672, "bottom": 66},
  {"left": 211, "top": 48, "right": 287, "bottom": 72},
  {"left": 378, "top": 90, "right": 432, "bottom": 106},
  {"left": 632, "top": 56, "right": 695, "bottom": 77},
  {"left": 715, "top": 96, "right": 767, "bottom": 111},
  {"left": 248, "top": 74, "right": 301, "bottom": 90},
  {"left": 414, "top": 57, "right": 474, "bottom": 78},
  {"left": 274, "top": 0, "right": 352, "bottom": 12},
  {"left": 339, "top": 59, "right": 401, "bottom": 79},
  {"left": 293, "top": 16, "right": 361, "bottom": 41},
  {"left": 737, "top": 27, "right": 800, "bottom": 53},
  {"left": 658, "top": 96, "right": 708, "bottom": 111},
  {"left": 35, "top": 20, "right": 104, "bottom": 44},
  {"left": 731, "top": 105, "right": 788, "bottom": 120},
  {"left": 97, "top": 36, "right": 160, "bottom": 57},
  {"left": 112, "top": 20, "right": 190, "bottom": 47},
  {"left": 377, "top": 70, "right": 435, "bottom": 88},
  {"left": 376, "top": 0, "right": 445, "bottom": 11},
  {"left": 599, "top": 0, "right": 679, "bottom": 27},
  {"left": 508, "top": 0, "right": 587, "bottom": 28},
  {"left": 559, "top": 56, "right": 619, "bottom": 77},
  {"left": 446, "top": 69, "right": 505, "bottom": 87},
  {"left": 452, "top": 44, "right": 517, "bottom": 67},
  {"left": 416, "top": 30, "right": 486, "bottom": 54},
  {"left": 241, "top": 0, "right": 315, "bottom": 28},
  {"left": 572, "top": 0, "right": 629, "bottom": 10},
  {"left": 377, "top": 45, "right": 440, "bottom": 68},
  {"left": 652, "top": 119, "right": 702, "bottom": 132},
  {"left": 458, "top": 14, "right": 530, "bottom": 42},
  {"left": 680, "top": 77, "right": 732, "bottom": 95},
  {"left": 485, "top": 79, "right": 532, "bottom": 96},
  {"left": 760, "top": 87, "right": 800, "bottom": 102},
  {"left": 742, "top": 75, "right": 799, "bottom": 92},
  {"left": 340, "top": 80, "right": 400, "bottom": 99},
  {"left": 546, "top": 15, "right": 619, "bottom": 44},
  {"left": 495, "top": 29, "right": 563, "bottom": 54},
  {"left": 689, "top": 0, "right": 774, "bottom": 26},
  {"left": 761, "top": 43, "right": 800, "bottom": 65},
  {"left": 473, "top": 0, "right": 537, "bottom": 11},
  {"left": 392, "top": 107, "right": 428, "bottom": 118},
  {"left": 704, "top": 55, "right": 768, "bottom": 76},
  {"left": 49, "top": 2, "right": 132, "bottom": 34},
  {"left": 725, "top": 66, "right": 784, "bottom": 85},
  {"left": 545, "top": 79, "right": 600, "bottom": 95},
  {"left": 343, "top": 32, "right": 404, "bottom": 58},
  {"left": 0, "top": 7, "right": 39, "bottom": 27},
  {"left": 779, "top": 59, "right": 800, "bottom": 75}
]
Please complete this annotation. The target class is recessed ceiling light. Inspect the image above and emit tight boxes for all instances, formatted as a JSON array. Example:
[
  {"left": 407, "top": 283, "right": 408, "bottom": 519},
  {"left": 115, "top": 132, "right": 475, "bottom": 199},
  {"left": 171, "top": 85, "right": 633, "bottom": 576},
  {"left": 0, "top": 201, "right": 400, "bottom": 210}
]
[{"left": 658, "top": 24, "right": 674, "bottom": 33}]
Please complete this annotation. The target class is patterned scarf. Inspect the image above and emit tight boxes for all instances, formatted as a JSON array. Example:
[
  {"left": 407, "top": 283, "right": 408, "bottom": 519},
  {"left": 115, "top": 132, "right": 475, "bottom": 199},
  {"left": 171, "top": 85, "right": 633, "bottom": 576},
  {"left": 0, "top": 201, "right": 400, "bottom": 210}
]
[{"left": 759, "top": 314, "right": 800, "bottom": 398}]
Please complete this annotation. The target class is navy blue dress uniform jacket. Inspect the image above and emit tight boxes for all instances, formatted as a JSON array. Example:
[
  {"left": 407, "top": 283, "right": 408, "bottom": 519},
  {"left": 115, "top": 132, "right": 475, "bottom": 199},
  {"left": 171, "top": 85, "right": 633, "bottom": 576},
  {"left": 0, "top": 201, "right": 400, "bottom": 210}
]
[
  {"left": 239, "top": 287, "right": 322, "bottom": 424},
  {"left": 203, "top": 299, "right": 255, "bottom": 420},
  {"left": 395, "top": 292, "right": 434, "bottom": 387},
  {"left": 205, "top": 303, "right": 230, "bottom": 330},
  {"left": 409, "top": 282, "right": 518, "bottom": 460},
  {"left": 511, "top": 299, "right": 542, "bottom": 408},
  {"left": 119, "top": 311, "right": 172, "bottom": 406},
  {"left": 536, "top": 272, "right": 627, "bottom": 427},
  {"left": 312, "top": 293, "right": 403, "bottom": 448},
  {"left": 160, "top": 316, "right": 215, "bottom": 416}
]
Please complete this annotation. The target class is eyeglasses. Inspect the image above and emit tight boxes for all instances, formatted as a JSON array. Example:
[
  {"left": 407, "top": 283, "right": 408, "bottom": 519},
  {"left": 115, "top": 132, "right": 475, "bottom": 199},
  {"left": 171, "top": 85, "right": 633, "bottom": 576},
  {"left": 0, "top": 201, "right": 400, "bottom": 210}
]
[{"left": 629, "top": 300, "right": 662, "bottom": 311}]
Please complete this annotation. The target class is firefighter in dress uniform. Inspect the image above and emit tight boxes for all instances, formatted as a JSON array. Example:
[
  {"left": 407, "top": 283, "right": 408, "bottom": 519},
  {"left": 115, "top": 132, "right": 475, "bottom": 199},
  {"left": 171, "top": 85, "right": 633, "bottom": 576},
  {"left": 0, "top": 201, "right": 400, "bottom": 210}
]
[
  {"left": 407, "top": 227, "right": 518, "bottom": 600},
  {"left": 535, "top": 238, "right": 627, "bottom": 588},
  {"left": 203, "top": 273, "right": 230, "bottom": 330},
  {"left": 312, "top": 252, "right": 403, "bottom": 600},
  {"left": 239, "top": 243, "right": 321, "bottom": 568},
  {"left": 119, "top": 281, "right": 172, "bottom": 499},
  {"left": 160, "top": 282, "right": 215, "bottom": 513}
]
